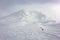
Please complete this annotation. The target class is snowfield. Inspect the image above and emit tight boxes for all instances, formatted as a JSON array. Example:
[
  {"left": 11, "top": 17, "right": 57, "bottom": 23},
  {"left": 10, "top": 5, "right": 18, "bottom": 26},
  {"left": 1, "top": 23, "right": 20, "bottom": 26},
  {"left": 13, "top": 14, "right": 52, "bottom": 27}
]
[{"left": 0, "top": 9, "right": 60, "bottom": 40}]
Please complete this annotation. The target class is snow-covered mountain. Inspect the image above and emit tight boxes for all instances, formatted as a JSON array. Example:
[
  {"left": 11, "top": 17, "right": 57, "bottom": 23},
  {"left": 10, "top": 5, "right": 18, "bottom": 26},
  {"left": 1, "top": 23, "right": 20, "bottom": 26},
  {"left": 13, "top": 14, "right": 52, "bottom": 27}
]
[
  {"left": 0, "top": 9, "right": 60, "bottom": 40},
  {"left": 0, "top": 9, "right": 56, "bottom": 25}
]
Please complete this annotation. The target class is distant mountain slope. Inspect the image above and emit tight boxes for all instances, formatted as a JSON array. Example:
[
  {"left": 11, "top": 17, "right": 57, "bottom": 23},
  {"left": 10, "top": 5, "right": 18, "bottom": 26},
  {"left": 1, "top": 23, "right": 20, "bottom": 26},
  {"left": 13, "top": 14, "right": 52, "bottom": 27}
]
[
  {"left": 0, "top": 10, "right": 26, "bottom": 24},
  {"left": 0, "top": 9, "right": 56, "bottom": 25}
]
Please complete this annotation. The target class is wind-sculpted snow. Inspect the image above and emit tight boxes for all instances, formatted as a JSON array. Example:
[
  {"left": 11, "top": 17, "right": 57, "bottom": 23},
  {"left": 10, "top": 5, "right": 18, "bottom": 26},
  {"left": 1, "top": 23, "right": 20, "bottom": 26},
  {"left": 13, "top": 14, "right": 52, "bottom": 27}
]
[{"left": 0, "top": 9, "right": 60, "bottom": 40}]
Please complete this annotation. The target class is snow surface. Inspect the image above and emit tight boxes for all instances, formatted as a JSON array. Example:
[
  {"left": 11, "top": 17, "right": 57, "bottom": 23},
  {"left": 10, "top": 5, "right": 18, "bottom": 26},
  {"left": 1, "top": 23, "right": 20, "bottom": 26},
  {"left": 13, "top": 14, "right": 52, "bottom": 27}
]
[{"left": 0, "top": 9, "right": 60, "bottom": 40}]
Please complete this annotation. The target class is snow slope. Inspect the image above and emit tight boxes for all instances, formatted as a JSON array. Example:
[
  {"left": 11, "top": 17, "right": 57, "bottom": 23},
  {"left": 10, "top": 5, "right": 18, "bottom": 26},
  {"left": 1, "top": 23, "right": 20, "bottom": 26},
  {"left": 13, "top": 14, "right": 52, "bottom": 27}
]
[{"left": 0, "top": 9, "right": 60, "bottom": 40}]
